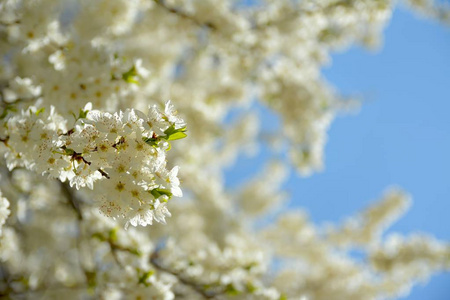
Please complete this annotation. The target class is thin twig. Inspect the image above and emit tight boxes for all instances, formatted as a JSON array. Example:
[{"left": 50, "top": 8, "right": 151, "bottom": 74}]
[
  {"left": 150, "top": 251, "right": 221, "bottom": 299},
  {"left": 60, "top": 181, "right": 83, "bottom": 220},
  {"left": 98, "top": 168, "right": 110, "bottom": 179},
  {"left": 153, "top": 0, "right": 217, "bottom": 30}
]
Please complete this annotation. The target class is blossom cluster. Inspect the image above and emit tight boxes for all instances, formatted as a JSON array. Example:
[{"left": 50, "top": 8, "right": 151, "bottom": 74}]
[
  {"left": 0, "top": 0, "right": 448, "bottom": 299},
  {"left": 0, "top": 190, "right": 10, "bottom": 236},
  {"left": 3, "top": 101, "right": 186, "bottom": 228}
]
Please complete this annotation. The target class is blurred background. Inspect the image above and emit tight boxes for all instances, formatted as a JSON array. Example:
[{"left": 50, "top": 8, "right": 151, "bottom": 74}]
[{"left": 226, "top": 6, "right": 450, "bottom": 300}]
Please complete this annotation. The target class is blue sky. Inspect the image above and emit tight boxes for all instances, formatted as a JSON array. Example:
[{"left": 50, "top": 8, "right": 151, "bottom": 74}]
[
  {"left": 299, "top": 7, "right": 450, "bottom": 299},
  {"left": 225, "top": 6, "right": 450, "bottom": 300}
]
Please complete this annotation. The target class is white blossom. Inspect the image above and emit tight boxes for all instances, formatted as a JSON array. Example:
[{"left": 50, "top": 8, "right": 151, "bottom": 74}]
[
  {"left": 0, "top": 0, "right": 447, "bottom": 299},
  {"left": 0, "top": 190, "right": 10, "bottom": 236}
]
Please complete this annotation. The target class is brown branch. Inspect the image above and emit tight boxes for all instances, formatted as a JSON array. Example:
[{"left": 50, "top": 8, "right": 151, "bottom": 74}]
[
  {"left": 0, "top": 137, "right": 8, "bottom": 146},
  {"left": 153, "top": 0, "right": 217, "bottom": 30},
  {"left": 0, "top": 286, "right": 88, "bottom": 299},
  {"left": 109, "top": 242, "right": 126, "bottom": 268},
  {"left": 150, "top": 251, "right": 221, "bottom": 299},
  {"left": 60, "top": 181, "right": 83, "bottom": 220},
  {"left": 0, "top": 20, "right": 20, "bottom": 27},
  {"left": 98, "top": 168, "right": 110, "bottom": 179}
]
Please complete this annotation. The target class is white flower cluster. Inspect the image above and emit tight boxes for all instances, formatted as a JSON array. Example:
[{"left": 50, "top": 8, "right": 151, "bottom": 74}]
[
  {"left": 155, "top": 234, "right": 279, "bottom": 299},
  {"left": 403, "top": 0, "right": 450, "bottom": 24},
  {"left": 262, "top": 193, "right": 450, "bottom": 300},
  {"left": 326, "top": 189, "right": 412, "bottom": 248},
  {"left": 0, "top": 0, "right": 448, "bottom": 299},
  {"left": 0, "top": 189, "right": 10, "bottom": 236},
  {"left": 2, "top": 77, "right": 41, "bottom": 103},
  {"left": 3, "top": 101, "right": 186, "bottom": 228}
]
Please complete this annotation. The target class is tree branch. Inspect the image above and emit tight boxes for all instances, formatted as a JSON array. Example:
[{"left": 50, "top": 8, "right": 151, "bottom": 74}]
[
  {"left": 60, "top": 181, "right": 83, "bottom": 220},
  {"left": 150, "top": 251, "right": 222, "bottom": 299},
  {"left": 152, "top": 0, "right": 217, "bottom": 30}
]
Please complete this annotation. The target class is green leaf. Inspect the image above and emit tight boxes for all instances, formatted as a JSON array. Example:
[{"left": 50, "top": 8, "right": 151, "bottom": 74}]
[
  {"left": 35, "top": 107, "right": 45, "bottom": 116},
  {"left": 163, "top": 125, "right": 187, "bottom": 141},
  {"left": 85, "top": 271, "right": 97, "bottom": 289},
  {"left": 109, "top": 228, "right": 118, "bottom": 242},
  {"left": 138, "top": 270, "right": 154, "bottom": 286},
  {"left": 122, "top": 65, "right": 139, "bottom": 84},
  {"left": 79, "top": 108, "right": 89, "bottom": 119},
  {"left": 166, "top": 131, "right": 187, "bottom": 141},
  {"left": 163, "top": 125, "right": 186, "bottom": 135},
  {"left": 124, "top": 77, "right": 140, "bottom": 85},
  {"left": 163, "top": 124, "right": 176, "bottom": 136},
  {"left": 143, "top": 137, "right": 159, "bottom": 147},
  {"left": 225, "top": 283, "right": 240, "bottom": 296},
  {"left": 244, "top": 262, "right": 257, "bottom": 271},
  {"left": 165, "top": 142, "right": 172, "bottom": 151},
  {"left": 246, "top": 282, "right": 257, "bottom": 293},
  {"left": 0, "top": 105, "right": 12, "bottom": 119},
  {"left": 129, "top": 248, "right": 142, "bottom": 256},
  {"left": 91, "top": 232, "right": 106, "bottom": 241},
  {"left": 64, "top": 148, "right": 75, "bottom": 155},
  {"left": 150, "top": 188, "right": 172, "bottom": 199}
]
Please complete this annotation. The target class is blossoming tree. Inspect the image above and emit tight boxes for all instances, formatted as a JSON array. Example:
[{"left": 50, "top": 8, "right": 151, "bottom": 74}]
[{"left": 0, "top": 0, "right": 449, "bottom": 299}]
